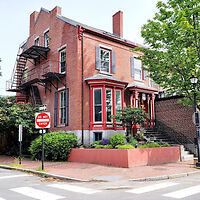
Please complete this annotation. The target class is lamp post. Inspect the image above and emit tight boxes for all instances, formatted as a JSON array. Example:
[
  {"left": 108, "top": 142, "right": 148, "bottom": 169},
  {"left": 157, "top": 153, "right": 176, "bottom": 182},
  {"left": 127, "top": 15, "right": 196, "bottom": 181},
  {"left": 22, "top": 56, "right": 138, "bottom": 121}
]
[{"left": 190, "top": 76, "right": 200, "bottom": 167}]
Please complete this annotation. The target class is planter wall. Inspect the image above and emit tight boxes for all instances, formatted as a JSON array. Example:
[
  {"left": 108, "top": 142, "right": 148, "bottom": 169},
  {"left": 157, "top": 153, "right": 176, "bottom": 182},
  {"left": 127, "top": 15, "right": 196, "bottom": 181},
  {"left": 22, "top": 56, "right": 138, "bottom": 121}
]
[{"left": 68, "top": 146, "right": 181, "bottom": 168}]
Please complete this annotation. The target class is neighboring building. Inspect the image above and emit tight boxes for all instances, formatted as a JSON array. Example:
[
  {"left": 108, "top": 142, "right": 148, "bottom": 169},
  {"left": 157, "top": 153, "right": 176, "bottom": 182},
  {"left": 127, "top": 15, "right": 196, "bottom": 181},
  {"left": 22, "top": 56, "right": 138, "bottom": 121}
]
[{"left": 6, "top": 6, "right": 158, "bottom": 144}]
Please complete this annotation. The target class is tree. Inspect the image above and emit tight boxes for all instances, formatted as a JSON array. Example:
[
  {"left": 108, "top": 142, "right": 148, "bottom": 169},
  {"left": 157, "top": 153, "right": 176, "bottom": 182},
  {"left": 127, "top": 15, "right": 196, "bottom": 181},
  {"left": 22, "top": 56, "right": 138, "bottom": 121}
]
[
  {"left": 133, "top": 0, "right": 200, "bottom": 107},
  {"left": 113, "top": 107, "right": 147, "bottom": 136},
  {"left": 0, "top": 96, "right": 39, "bottom": 155}
]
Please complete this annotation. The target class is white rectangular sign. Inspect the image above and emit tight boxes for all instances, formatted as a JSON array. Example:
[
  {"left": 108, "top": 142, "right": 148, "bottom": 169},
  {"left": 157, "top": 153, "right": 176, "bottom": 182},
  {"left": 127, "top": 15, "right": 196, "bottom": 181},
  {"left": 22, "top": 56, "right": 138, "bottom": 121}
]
[{"left": 19, "top": 124, "right": 22, "bottom": 142}]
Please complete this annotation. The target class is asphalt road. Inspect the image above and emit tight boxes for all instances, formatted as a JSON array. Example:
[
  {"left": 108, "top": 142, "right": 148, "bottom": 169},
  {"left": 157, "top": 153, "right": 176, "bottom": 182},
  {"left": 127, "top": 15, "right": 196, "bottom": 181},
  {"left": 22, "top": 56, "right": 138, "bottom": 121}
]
[{"left": 1, "top": 168, "right": 200, "bottom": 200}]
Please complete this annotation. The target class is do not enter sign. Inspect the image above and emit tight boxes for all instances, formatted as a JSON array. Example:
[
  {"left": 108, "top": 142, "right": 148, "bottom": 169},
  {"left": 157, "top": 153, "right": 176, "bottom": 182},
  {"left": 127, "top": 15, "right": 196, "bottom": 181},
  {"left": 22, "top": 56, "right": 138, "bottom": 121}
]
[{"left": 35, "top": 112, "right": 50, "bottom": 129}]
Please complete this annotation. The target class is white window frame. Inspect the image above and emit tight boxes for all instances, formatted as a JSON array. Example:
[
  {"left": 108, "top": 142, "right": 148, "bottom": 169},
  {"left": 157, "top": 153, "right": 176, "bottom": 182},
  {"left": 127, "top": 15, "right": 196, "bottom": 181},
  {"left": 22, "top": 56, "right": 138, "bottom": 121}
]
[
  {"left": 93, "top": 88, "right": 103, "bottom": 123},
  {"left": 134, "top": 58, "right": 142, "bottom": 80},
  {"left": 44, "top": 30, "right": 49, "bottom": 48},
  {"left": 100, "top": 48, "right": 111, "bottom": 73},
  {"left": 106, "top": 88, "right": 113, "bottom": 123},
  {"left": 59, "top": 49, "right": 66, "bottom": 73},
  {"left": 34, "top": 37, "right": 39, "bottom": 46},
  {"left": 115, "top": 90, "right": 122, "bottom": 112},
  {"left": 59, "top": 90, "right": 66, "bottom": 125}
]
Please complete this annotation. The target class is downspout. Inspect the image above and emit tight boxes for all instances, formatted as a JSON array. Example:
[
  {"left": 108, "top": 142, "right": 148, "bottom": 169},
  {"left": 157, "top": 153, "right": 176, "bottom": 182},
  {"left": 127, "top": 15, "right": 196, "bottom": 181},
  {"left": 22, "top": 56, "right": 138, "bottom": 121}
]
[{"left": 80, "top": 27, "right": 84, "bottom": 145}]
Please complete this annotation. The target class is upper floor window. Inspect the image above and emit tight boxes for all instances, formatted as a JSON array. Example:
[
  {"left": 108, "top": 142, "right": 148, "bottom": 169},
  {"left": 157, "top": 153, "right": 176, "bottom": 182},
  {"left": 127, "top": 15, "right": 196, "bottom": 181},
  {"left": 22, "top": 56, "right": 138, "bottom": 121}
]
[
  {"left": 100, "top": 48, "right": 111, "bottom": 73},
  {"left": 60, "top": 49, "right": 66, "bottom": 73},
  {"left": 44, "top": 30, "right": 49, "bottom": 47},
  {"left": 35, "top": 37, "right": 39, "bottom": 46},
  {"left": 134, "top": 58, "right": 142, "bottom": 80}
]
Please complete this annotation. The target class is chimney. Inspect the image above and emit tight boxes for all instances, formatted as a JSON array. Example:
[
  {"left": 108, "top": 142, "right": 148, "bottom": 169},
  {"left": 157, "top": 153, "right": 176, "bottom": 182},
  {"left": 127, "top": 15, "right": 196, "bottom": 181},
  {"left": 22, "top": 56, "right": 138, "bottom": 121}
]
[
  {"left": 30, "top": 11, "right": 38, "bottom": 36},
  {"left": 112, "top": 11, "right": 123, "bottom": 38},
  {"left": 50, "top": 6, "right": 62, "bottom": 16}
]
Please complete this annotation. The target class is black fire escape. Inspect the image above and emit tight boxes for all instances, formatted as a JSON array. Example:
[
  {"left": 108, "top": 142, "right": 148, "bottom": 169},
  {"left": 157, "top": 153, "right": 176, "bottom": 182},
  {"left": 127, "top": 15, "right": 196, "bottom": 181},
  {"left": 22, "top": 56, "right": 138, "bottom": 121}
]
[{"left": 6, "top": 40, "right": 66, "bottom": 106}]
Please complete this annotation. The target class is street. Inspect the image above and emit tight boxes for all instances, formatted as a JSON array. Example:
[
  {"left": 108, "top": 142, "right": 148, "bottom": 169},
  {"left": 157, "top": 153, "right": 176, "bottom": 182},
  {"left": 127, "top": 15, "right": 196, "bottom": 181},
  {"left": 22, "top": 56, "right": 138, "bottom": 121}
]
[{"left": 1, "top": 168, "right": 200, "bottom": 199}]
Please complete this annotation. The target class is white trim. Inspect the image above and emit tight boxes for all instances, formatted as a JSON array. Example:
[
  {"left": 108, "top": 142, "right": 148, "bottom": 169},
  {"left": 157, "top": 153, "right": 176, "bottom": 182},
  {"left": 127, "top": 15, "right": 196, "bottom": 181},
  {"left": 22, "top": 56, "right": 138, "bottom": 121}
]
[
  {"left": 43, "top": 28, "right": 49, "bottom": 34},
  {"left": 99, "top": 44, "right": 112, "bottom": 50},
  {"left": 58, "top": 44, "right": 67, "bottom": 51},
  {"left": 93, "top": 88, "right": 103, "bottom": 123},
  {"left": 34, "top": 36, "right": 39, "bottom": 46},
  {"left": 99, "top": 48, "right": 111, "bottom": 74},
  {"left": 106, "top": 88, "right": 113, "bottom": 123},
  {"left": 59, "top": 48, "right": 66, "bottom": 73},
  {"left": 58, "top": 87, "right": 65, "bottom": 91}
]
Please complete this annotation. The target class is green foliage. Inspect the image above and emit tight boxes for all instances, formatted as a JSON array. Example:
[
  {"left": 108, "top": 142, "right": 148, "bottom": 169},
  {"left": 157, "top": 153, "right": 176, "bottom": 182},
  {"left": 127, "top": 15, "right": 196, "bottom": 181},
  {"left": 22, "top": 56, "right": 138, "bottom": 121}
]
[
  {"left": 113, "top": 107, "right": 147, "bottom": 136},
  {"left": 103, "top": 145, "right": 113, "bottom": 149},
  {"left": 125, "top": 136, "right": 138, "bottom": 146},
  {"left": 133, "top": 0, "right": 200, "bottom": 107},
  {"left": 134, "top": 132, "right": 145, "bottom": 141},
  {"left": 161, "top": 143, "right": 170, "bottom": 147},
  {"left": 89, "top": 140, "right": 102, "bottom": 148},
  {"left": 29, "top": 131, "right": 78, "bottom": 161},
  {"left": 110, "top": 133, "right": 125, "bottom": 148},
  {"left": 138, "top": 143, "right": 161, "bottom": 148},
  {"left": 0, "top": 97, "right": 39, "bottom": 155},
  {"left": 95, "top": 145, "right": 104, "bottom": 149},
  {"left": 118, "top": 144, "right": 135, "bottom": 149}
]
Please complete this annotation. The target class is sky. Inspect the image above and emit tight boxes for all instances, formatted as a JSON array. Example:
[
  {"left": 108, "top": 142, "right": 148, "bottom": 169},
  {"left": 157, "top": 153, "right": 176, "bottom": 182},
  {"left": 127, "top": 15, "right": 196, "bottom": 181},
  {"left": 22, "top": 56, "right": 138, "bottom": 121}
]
[{"left": 0, "top": 0, "right": 160, "bottom": 96}]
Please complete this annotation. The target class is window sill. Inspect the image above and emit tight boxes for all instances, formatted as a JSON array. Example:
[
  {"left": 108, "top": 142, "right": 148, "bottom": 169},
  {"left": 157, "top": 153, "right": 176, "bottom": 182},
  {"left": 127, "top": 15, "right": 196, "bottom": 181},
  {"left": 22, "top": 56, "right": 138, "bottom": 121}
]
[
  {"left": 56, "top": 124, "right": 66, "bottom": 128},
  {"left": 99, "top": 71, "right": 112, "bottom": 76}
]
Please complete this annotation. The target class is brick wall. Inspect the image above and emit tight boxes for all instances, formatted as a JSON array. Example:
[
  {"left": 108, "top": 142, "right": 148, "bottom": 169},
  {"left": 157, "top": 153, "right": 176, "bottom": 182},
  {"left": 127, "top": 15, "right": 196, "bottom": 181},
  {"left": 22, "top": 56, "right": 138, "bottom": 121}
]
[{"left": 155, "top": 97, "right": 196, "bottom": 153}]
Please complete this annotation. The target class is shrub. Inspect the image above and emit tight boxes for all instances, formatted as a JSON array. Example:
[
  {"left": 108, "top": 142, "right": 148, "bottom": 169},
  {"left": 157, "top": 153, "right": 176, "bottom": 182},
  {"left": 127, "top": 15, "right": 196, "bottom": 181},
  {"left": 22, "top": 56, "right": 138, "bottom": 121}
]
[
  {"left": 138, "top": 143, "right": 161, "bottom": 149},
  {"left": 95, "top": 145, "right": 104, "bottom": 149},
  {"left": 101, "top": 139, "right": 110, "bottom": 145},
  {"left": 29, "top": 131, "right": 78, "bottom": 161},
  {"left": 118, "top": 144, "right": 135, "bottom": 149},
  {"left": 89, "top": 140, "right": 102, "bottom": 148},
  {"left": 161, "top": 143, "right": 170, "bottom": 147},
  {"left": 103, "top": 145, "right": 113, "bottom": 149},
  {"left": 134, "top": 131, "right": 145, "bottom": 141},
  {"left": 125, "top": 136, "right": 138, "bottom": 146},
  {"left": 110, "top": 133, "right": 125, "bottom": 148}
]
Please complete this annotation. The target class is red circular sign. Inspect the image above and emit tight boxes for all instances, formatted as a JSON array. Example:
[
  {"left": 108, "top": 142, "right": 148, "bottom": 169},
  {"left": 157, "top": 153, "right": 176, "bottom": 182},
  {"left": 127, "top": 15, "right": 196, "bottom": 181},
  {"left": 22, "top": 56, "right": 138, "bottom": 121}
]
[{"left": 36, "top": 113, "right": 50, "bottom": 128}]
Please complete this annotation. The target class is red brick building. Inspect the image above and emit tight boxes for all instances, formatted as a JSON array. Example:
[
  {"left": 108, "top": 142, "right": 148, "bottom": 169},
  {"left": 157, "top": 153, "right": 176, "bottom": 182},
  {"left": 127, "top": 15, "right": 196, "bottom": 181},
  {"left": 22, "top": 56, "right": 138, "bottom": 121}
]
[{"left": 7, "top": 6, "right": 158, "bottom": 144}]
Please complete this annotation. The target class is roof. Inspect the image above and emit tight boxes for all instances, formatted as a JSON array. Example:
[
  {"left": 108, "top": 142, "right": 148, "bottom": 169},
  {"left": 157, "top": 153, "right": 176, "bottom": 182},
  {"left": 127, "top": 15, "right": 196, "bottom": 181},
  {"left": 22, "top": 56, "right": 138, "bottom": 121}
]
[
  {"left": 127, "top": 82, "right": 158, "bottom": 92},
  {"left": 85, "top": 73, "right": 128, "bottom": 84},
  {"left": 55, "top": 15, "right": 142, "bottom": 48}
]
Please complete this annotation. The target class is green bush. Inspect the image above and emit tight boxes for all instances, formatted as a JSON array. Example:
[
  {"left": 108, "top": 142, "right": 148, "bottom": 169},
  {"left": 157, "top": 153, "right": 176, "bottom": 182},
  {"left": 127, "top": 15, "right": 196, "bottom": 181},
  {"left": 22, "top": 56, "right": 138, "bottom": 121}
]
[
  {"left": 29, "top": 131, "right": 78, "bottom": 161},
  {"left": 103, "top": 145, "right": 113, "bottom": 149},
  {"left": 125, "top": 136, "right": 138, "bottom": 146},
  {"left": 89, "top": 140, "right": 102, "bottom": 148},
  {"left": 110, "top": 133, "right": 125, "bottom": 148},
  {"left": 118, "top": 144, "right": 135, "bottom": 149},
  {"left": 138, "top": 143, "right": 161, "bottom": 149},
  {"left": 134, "top": 131, "right": 145, "bottom": 141},
  {"left": 95, "top": 145, "right": 104, "bottom": 149},
  {"left": 161, "top": 143, "right": 170, "bottom": 147}
]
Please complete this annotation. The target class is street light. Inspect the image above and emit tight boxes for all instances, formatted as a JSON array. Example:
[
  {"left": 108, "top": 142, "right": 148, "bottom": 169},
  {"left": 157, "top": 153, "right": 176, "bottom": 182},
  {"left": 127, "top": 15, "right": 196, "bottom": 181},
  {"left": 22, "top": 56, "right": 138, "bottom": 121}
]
[{"left": 190, "top": 76, "right": 200, "bottom": 167}]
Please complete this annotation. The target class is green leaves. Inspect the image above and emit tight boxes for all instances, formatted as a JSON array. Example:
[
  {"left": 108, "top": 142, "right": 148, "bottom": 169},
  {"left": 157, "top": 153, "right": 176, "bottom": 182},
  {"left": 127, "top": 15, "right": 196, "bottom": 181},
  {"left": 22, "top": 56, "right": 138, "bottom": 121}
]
[
  {"left": 29, "top": 131, "right": 78, "bottom": 161},
  {"left": 133, "top": 0, "right": 200, "bottom": 107}
]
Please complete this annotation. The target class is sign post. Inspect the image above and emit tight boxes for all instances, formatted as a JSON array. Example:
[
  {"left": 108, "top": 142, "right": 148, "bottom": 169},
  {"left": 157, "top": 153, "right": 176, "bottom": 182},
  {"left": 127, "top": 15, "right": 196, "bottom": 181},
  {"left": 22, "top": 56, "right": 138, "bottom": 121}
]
[
  {"left": 19, "top": 124, "right": 22, "bottom": 165},
  {"left": 35, "top": 112, "right": 50, "bottom": 170}
]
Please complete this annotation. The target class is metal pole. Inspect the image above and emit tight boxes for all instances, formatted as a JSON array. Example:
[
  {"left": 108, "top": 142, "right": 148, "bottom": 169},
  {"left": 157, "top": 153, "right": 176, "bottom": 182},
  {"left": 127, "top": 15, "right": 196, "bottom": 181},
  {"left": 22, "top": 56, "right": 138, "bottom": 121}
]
[
  {"left": 193, "top": 84, "right": 200, "bottom": 167},
  {"left": 19, "top": 141, "right": 22, "bottom": 165},
  {"left": 41, "top": 129, "right": 44, "bottom": 170}
]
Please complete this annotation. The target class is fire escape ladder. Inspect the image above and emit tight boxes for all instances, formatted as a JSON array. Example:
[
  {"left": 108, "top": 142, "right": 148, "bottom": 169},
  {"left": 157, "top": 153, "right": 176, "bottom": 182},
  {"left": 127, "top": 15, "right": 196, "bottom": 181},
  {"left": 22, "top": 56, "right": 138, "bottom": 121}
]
[
  {"left": 30, "top": 85, "right": 42, "bottom": 106},
  {"left": 6, "top": 41, "right": 28, "bottom": 92}
]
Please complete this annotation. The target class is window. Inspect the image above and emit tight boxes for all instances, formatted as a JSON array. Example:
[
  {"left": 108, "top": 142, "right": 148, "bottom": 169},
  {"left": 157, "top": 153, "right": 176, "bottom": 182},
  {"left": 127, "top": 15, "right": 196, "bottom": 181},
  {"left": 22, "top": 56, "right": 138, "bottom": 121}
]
[
  {"left": 60, "top": 49, "right": 66, "bottom": 73},
  {"left": 115, "top": 90, "right": 122, "bottom": 112},
  {"left": 59, "top": 90, "right": 66, "bottom": 124},
  {"left": 94, "top": 88, "right": 102, "bottom": 122},
  {"left": 100, "top": 48, "right": 111, "bottom": 73},
  {"left": 35, "top": 37, "right": 39, "bottom": 46},
  {"left": 44, "top": 30, "right": 49, "bottom": 47},
  {"left": 106, "top": 89, "right": 112, "bottom": 122},
  {"left": 134, "top": 58, "right": 142, "bottom": 80},
  {"left": 94, "top": 132, "right": 102, "bottom": 141}
]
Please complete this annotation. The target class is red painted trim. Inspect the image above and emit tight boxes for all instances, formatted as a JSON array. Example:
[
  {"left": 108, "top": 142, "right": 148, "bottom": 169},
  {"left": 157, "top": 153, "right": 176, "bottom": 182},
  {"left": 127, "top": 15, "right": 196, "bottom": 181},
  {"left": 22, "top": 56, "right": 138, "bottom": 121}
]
[
  {"left": 102, "top": 86, "right": 106, "bottom": 129},
  {"left": 90, "top": 86, "right": 93, "bottom": 130}
]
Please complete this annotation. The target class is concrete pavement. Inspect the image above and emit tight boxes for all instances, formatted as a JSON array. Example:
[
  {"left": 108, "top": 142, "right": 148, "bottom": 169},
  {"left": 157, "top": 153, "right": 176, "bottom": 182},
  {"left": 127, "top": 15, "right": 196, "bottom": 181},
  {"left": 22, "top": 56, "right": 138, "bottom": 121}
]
[{"left": 0, "top": 155, "right": 199, "bottom": 182}]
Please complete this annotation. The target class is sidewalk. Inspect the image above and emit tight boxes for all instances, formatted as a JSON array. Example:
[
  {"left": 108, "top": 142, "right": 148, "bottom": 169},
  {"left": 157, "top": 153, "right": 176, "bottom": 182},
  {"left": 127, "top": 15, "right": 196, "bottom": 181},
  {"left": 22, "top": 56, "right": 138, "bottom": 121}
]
[{"left": 0, "top": 155, "right": 199, "bottom": 182}]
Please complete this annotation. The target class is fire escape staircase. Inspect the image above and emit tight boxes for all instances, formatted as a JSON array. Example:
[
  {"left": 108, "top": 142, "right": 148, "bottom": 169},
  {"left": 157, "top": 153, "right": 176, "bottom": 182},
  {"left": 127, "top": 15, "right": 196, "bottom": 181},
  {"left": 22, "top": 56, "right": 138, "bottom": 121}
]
[{"left": 6, "top": 41, "right": 28, "bottom": 92}]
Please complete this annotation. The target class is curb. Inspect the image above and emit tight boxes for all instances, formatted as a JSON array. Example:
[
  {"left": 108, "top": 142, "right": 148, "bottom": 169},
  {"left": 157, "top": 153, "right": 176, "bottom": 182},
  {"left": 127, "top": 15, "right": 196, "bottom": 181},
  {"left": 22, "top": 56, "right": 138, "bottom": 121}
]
[
  {"left": 129, "top": 170, "right": 200, "bottom": 181},
  {"left": 0, "top": 165, "right": 89, "bottom": 182}
]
